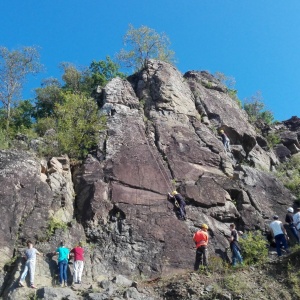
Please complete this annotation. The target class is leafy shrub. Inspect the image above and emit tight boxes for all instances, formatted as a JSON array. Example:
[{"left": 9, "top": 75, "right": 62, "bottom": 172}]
[
  {"left": 0, "top": 129, "right": 9, "bottom": 150},
  {"left": 45, "top": 217, "right": 68, "bottom": 239},
  {"left": 223, "top": 274, "right": 248, "bottom": 294},
  {"left": 34, "top": 117, "right": 56, "bottom": 136},
  {"left": 265, "top": 132, "right": 281, "bottom": 148},
  {"left": 244, "top": 92, "right": 274, "bottom": 125},
  {"left": 276, "top": 155, "right": 300, "bottom": 201},
  {"left": 239, "top": 231, "right": 268, "bottom": 265},
  {"left": 227, "top": 89, "right": 242, "bottom": 108},
  {"left": 55, "top": 93, "right": 106, "bottom": 159},
  {"left": 209, "top": 256, "right": 228, "bottom": 274}
]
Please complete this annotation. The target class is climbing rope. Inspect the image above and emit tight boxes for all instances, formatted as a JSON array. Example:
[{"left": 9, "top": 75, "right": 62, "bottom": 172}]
[{"left": 136, "top": 124, "right": 175, "bottom": 193}]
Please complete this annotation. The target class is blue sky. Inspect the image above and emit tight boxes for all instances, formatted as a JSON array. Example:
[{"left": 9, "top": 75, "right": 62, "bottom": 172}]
[{"left": 1, "top": 0, "right": 300, "bottom": 121}]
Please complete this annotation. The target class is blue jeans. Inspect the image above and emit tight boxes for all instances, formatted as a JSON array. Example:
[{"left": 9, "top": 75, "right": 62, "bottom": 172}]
[
  {"left": 275, "top": 234, "right": 288, "bottom": 256},
  {"left": 58, "top": 260, "right": 68, "bottom": 284},
  {"left": 289, "top": 224, "right": 300, "bottom": 243},
  {"left": 231, "top": 244, "right": 243, "bottom": 266}
]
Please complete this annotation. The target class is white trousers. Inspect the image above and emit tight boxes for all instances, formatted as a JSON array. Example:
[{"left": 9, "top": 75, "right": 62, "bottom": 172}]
[
  {"left": 73, "top": 260, "right": 84, "bottom": 282},
  {"left": 20, "top": 259, "right": 36, "bottom": 284}
]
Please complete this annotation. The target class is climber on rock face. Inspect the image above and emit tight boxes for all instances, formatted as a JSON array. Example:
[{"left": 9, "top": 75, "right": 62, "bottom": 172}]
[
  {"left": 193, "top": 224, "right": 209, "bottom": 270},
  {"left": 168, "top": 190, "right": 186, "bottom": 220},
  {"left": 219, "top": 129, "right": 231, "bottom": 152},
  {"left": 285, "top": 207, "right": 300, "bottom": 243}
]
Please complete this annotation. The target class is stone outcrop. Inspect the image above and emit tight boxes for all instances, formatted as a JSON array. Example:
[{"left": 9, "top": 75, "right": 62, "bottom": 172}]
[{"left": 0, "top": 60, "right": 298, "bottom": 298}]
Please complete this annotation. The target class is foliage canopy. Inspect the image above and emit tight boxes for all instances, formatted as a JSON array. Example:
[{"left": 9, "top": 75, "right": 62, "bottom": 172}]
[
  {"left": 0, "top": 46, "right": 42, "bottom": 131},
  {"left": 244, "top": 91, "right": 274, "bottom": 125},
  {"left": 117, "top": 24, "right": 175, "bottom": 71}
]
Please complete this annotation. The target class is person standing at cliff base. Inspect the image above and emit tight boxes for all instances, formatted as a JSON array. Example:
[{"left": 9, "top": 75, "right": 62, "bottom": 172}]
[
  {"left": 193, "top": 224, "right": 209, "bottom": 270},
  {"left": 269, "top": 215, "right": 289, "bottom": 257},
  {"left": 285, "top": 207, "right": 300, "bottom": 243},
  {"left": 19, "top": 241, "right": 42, "bottom": 289},
  {"left": 229, "top": 224, "right": 243, "bottom": 266},
  {"left": 293, "top": 207, "right": 300, "bottom": 240},
  {"left": 54, "top": 241, "right": 70, "bottom": 287},
  {"left": 70, "top": 241, "right": 84, "bottom": 285}
]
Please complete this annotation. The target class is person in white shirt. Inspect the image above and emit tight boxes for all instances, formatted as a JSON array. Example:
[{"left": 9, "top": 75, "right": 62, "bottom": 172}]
[{"left": 269, "top": 215, "right": 289, "bottom": 257}]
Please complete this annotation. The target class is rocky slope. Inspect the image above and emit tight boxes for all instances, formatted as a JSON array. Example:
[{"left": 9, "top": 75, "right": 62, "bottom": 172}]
[{"left": 0, "top": 60, "right": 299, "bottom": 299}]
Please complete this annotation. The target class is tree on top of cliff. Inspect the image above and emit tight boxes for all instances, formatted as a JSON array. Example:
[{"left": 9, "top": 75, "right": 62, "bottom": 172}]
[
  {"left": 244, "top": 91, "right": 274, "bottom": 125},
  {"left": 89, "top": 56, "right": 126, "bottom": 88},
  {"left": 0, "top": 46, "right": 43, "bottom": 131},
  {"left": 116, "top": 24, "right": 175, "bottom": 71}
]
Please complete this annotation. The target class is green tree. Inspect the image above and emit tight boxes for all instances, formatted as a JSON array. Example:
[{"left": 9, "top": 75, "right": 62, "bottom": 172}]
[
  {"left": 214, "top": 71, "right": 236, "bottom": 89},
  {"left": 60, "top": 62, "right": 92, "bottom": 95},
  {"left": 54, "top": 93, "right": 106, "bottom": 158},
  {"left": 34, "top": 78, "right": 63, "bottom": 119},
  {"left": 214, "top": 72, "right": 242, "bottom": 108},
  {"left": 244, "top": 91, "right": 274, "bottom": 125},
  {"left": 239, "top": 231, "right": 268, "bottom": 265},
  {"left": 116, "top": 24, "right": 175, "bottom": 71},
  {"left": 89, "top": 56, "right": 125, "bottom": 87},
  {"left": 0, "top": 46, "right": 42, "bottom": 131},
  {"left": 10, "top": 100, "right": 35, "bottom": 130}
]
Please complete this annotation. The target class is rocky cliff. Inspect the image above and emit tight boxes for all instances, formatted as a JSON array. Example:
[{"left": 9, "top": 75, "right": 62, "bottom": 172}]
[{"left": 0, "top": 60, "right": 299, "bottom": 299}]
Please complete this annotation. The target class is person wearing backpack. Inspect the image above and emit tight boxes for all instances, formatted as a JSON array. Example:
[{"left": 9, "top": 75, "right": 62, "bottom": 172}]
[{"left": 228, "top": 224, "right": 243, "bottom": 266}]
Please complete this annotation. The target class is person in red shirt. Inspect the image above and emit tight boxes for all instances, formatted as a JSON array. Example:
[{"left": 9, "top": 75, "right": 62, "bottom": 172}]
[
  {"left": 193, "top": 224, "right": 209, "bottom": 270},
  {"left": 70, "top": 241, "right": 84, "bottom": 284}
]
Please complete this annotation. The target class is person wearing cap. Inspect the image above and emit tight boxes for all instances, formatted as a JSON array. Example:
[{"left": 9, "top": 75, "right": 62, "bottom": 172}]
[
  {"left": 168, "top": 191, "right": 186, "bottom": 220},
  {"left": 285, "top": 207, "right": 300, "bottom": 243},
  {"left": 269, "top": 215, "right": 289, "bottom": 257},
  {"left": 193, "top": 224, "right": 209, "bottom": 270},
  {"left": 219, "top": 129, "right": 231, "bottom": 152}
]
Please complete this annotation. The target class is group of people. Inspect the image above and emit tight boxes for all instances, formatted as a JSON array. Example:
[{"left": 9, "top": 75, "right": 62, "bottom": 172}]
[
  {"left": 192, "top": 206, "right": 300, "bottom": 271},
  {"left": 19, "top": 241, "right": 84, "bottom": 289},
  {"left": 193, "top": 223, "right": 243, "bottom": 270},
  {"left": 269, "top": 207, "right": 300, "bottom": 257}
]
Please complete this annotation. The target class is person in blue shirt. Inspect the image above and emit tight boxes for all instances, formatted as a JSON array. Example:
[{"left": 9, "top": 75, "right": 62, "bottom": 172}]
[{"left": 54, "top": 241, "right": 70, "bottom": 287}]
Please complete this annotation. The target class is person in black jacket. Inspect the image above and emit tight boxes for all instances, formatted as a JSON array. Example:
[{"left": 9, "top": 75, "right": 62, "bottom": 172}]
[
  {"left": 285, "top": 207, "right": 300, "bottom": 243},
  {"left": 168, "top": 191, "right": 186, "bottom": 220}
]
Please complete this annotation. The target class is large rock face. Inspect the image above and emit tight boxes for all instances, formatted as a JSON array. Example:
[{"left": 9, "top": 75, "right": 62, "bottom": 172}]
[
  {"left": 72, "top": 61, "right": 295, "bottom": 281},
  {"left": 0, "top": 150, "right": 87, "bottom": 298},
  {"left": 0, "top": 60, "right": 297, "bottom": 298}
]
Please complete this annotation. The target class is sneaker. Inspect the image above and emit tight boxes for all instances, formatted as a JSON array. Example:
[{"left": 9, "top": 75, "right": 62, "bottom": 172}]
[
  {"left": 30, "top": 284, "right": 37, "bottom": 289},
  {"left": 60, "top": 283, "right": 64, "bottom": 287},
  {"left": 64, "top": 282, "right": 67, "bottom": 287},
  {"left": 19, "top": 281, "right": 24, "bottom": 287}
]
